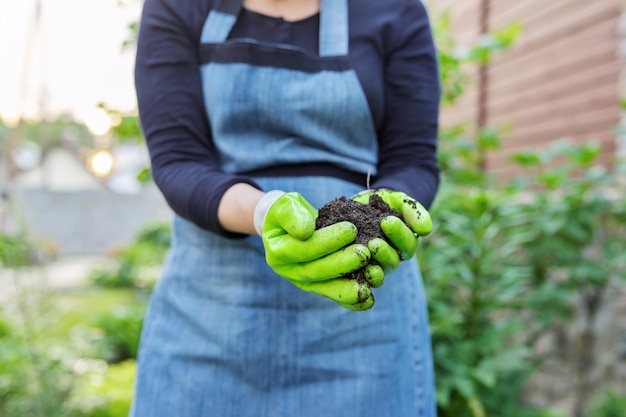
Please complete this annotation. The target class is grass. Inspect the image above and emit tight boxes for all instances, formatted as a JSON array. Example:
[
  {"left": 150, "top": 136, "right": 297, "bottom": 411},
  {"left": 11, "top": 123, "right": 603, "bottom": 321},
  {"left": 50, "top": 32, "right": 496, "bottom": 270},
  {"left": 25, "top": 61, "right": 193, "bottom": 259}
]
[{"left": 41, "top": 287, "right": 147, "bottom": 341}]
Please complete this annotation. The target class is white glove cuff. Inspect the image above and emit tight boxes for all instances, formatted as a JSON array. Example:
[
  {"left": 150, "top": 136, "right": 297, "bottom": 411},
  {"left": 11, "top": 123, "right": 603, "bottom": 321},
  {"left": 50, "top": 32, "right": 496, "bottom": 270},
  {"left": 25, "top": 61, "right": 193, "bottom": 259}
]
[{"left": 253, "top": 190, "right": 285, "bottom": 236}]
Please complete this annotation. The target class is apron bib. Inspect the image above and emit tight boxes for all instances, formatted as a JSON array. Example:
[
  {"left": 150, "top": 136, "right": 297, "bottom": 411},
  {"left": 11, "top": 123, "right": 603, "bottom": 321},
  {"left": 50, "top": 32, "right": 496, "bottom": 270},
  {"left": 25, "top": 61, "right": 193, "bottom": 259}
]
[
  {"left": 130, "top": 1, "right": 436, "bottom": 415},
  {"left": 198, "top": 0, "right": 378, "bottom": 176}
]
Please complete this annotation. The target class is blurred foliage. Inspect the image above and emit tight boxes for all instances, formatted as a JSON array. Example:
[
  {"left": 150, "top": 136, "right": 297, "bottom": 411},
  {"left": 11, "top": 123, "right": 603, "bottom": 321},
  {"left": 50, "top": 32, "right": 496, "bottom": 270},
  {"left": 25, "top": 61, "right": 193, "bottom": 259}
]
[
  {"left": 1, "top": 114, "right": 105, "bottom": 186},
  {"left": 44, "top": 289, "right": 141, "bottom": 342},
  {"left": 586, "top": 390, "right": 626, "bottom": 417},
  {"left": 434, "top": 11, "right": 522, "bottom": 107},
  {"left": 422, "top": 136, "right": 626, "bottom": 417},
  {"left": 0, "top": 230, "right": 58, "bottom": 268},
  {"left": 66, "top": 360, "right": 136, "bottom": 417},
  {"left": 122, "top": 22, "right": 139, "bottom": 51},
  {"left": 0, "top": 282, "right": 143, "bottom": 416},
  {"left": 0, "top": 232, "right": 31, "bottom": 268},
  {"left": 89, "top": 306, "right": 145, "bottom": 364},
  {"left": 0, "top": 119, "right": 9, "bottom": 136},
  {"left": 97, "top": 103, "right": 151, "bottom": 184},
  {"left": 0, "top": 212, "right": 154, "bottom": 417},
  {"left": 0, "top": 2, "right": 150, "bottom": 416},
  {"left": 88, "top": 221, "right": 170, "bottom": 289},
  {"left": 0, "top": 115, "right": 94, "bottom": 151},
  {"left": 97, "top": 103, "right": 142, "bottom": 144},
  {"left": 0, "top": 196, "right": 59, "bottom": 267},
  {"left": 423, "top": 9, "right": 626, "bottom": 417},
  {"left": 119, "top": 0, "right": 141, "bottom": 51},
  {"left": 0, "top": 307, "right": 75, "bottom": 417}
]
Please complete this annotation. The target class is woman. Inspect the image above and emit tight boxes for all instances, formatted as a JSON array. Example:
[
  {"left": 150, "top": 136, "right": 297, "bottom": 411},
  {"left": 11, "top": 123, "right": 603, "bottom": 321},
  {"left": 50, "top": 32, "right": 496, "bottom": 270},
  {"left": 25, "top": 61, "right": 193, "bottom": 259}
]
[{"left": 130, "top": 0, "right": 441, "bottom": 415}]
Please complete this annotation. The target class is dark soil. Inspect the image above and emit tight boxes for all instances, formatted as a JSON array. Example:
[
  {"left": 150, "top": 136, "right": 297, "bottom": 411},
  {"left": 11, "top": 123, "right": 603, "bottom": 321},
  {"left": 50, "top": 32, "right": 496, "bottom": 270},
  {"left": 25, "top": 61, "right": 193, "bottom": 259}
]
[{"left": 315, "top": 195, "right": 399, "bottom": 283}]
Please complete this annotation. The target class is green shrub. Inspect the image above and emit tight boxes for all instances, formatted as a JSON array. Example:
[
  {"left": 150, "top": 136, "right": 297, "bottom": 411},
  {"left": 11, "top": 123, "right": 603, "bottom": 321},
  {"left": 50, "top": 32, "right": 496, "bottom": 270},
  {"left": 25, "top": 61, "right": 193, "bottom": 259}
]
[
  {"left": 0, "top": 283, "right": 144, "bottom": 416},
  {"left": 89, "top": 221, "right": 170, "bottom": 289},
  {"left": 0, "top": 309, "right": 75, "bottom": 417},
  {"left": 0, "top": 232, "right": 31, "bottom": 268},
  {"left": 510, "top": 142, "right": 626, "bottom": 417},
  {"left": 420, "top": 187, "right": 534, "bottom": 417},
  {"left": 89, "top": 305, "right": 146, "bottom": 364},
  {"left": 427, "top": 8, "right": 625, "bottom": 416},
  {"left": 587, "top": 390, "right": 626, "bottom": 417},
  {"left": 422, "top": 134, "right": 626, "bottom": 417},
  {"left": 66, "top": 360, "right": 136, "bottom": 417}
]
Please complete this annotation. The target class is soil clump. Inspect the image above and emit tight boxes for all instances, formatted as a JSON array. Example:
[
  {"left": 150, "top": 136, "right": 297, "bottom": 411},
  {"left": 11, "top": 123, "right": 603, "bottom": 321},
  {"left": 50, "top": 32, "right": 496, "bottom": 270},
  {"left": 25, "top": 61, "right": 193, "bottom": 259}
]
[{"left": 315, "top": 195, "right": 399, "bottom": 282}]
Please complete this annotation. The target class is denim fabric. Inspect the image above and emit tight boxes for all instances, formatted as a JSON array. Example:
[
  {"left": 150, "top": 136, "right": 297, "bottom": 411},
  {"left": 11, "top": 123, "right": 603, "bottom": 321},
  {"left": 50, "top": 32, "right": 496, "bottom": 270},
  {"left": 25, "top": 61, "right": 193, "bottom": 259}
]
[
  {"left": 318, "top": 0, "right": 347, "bottom": 56},
  {"left": 201, "top": 62, "right": 378, "bottom": 176},
  {"left": 131, "top": 0, "right": 436, "bottom": 414},
  {"left": 200, "top": 10, "right": 237, "bottom": 43},
  {"left": 199, "top": 0, "right": 378, "bottom": 176},
  {"left": 130, "top": 177, "right": 436, "bottom": 417}
]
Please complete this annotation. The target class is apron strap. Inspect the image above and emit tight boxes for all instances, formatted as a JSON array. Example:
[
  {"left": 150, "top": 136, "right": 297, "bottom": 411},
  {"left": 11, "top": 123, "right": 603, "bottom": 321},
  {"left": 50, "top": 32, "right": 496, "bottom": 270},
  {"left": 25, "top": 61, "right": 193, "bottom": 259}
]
[
  {"left": 200, "top": 0, "right": 243, "bottom": 43},
  {"left": 200, "top": 0, "right": 349, "bottom": 57},
  {"left": 319, "top": 0, "right": 348, "bottom": 57}
]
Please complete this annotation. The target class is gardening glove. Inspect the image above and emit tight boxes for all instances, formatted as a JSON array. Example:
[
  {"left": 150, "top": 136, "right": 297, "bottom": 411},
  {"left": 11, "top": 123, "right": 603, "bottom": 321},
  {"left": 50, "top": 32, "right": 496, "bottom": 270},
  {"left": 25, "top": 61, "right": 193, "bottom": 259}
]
[
  {"left": 353, "top": 189, "right": 432, "bottom": 271},
  {"left": 254, "top": 191, "right": 374, "bottom": 310}
]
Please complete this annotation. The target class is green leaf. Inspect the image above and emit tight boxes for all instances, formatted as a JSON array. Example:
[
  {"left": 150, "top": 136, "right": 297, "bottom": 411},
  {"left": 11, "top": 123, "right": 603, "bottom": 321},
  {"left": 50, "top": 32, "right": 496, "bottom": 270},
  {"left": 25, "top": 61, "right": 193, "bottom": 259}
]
[
  {"left": 493, "top": 22, "right": 524, "bottom": 47},
  {"left": 566, "top": 141, "right": 601, "bottom": 166},
  {"left": 477, "top": 128, "right": 501, "bottom": 150},
  {"left": 453, "top": 375, "right": 477, "bottom": 399},
  {"left": 137, "top": 167, "right": 152, "bottom": 184},
  {"left": 471, "top": 364, "right": 496, "bottom": 388},
  {"left": 510, "top": 151, "right": 542, "bottom": 167}
]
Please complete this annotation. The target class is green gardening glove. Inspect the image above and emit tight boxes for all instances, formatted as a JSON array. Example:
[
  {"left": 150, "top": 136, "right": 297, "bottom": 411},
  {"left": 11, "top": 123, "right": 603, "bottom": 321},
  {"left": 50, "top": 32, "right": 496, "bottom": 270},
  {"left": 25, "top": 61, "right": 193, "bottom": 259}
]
[
  {"left": 353, "top": 189, "right": 432, "bottom": 271},
  {"left": 254, "top": 191, "right": 374, "bottom": 310}
]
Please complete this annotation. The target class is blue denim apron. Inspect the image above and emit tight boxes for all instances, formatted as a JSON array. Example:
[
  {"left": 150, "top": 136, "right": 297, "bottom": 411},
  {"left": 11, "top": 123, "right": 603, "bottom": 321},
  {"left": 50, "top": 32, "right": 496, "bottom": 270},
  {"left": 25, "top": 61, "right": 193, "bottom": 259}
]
[{"left": 130, "top": 0, "right": 436, "bottom": 415}]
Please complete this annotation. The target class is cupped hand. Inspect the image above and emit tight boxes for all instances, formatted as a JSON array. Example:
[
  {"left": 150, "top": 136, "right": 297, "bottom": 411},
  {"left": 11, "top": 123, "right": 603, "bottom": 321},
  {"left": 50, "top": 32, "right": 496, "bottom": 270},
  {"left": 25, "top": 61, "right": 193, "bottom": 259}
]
[
  {"left": 258, "top": 192, "right": 374, "bottom": 310},
  {"left": 353, "top": 189, "right": 431, "bottom": 270}
]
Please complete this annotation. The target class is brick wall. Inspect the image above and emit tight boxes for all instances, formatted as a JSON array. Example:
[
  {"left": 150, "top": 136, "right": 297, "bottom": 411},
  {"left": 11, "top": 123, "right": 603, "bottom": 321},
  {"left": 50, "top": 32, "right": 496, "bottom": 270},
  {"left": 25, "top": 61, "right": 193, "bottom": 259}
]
[
  {"left": 619, "top": 0, "right": 626, "bottom": 158},
  {"left": 428, "top": 0, "right": 622, "bottom": 177}
]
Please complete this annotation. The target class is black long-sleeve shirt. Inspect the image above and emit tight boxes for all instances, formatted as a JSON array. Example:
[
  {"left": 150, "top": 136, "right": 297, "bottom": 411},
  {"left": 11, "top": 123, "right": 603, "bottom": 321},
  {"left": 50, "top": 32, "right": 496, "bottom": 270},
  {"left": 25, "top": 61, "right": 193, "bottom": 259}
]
[{"left": 135, "top": 0, "right": 441, "bottom": 237}]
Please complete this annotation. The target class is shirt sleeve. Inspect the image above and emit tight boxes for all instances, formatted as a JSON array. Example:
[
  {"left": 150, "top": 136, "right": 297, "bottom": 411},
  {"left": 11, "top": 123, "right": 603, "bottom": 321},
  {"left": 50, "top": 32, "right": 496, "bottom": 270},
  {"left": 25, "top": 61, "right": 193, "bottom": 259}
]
[
  {"left": 370, "top": 0, "right": 441, "bottom": 209},
  {"left": 135, "top": 0, "right": 260, "bottom": 237}
]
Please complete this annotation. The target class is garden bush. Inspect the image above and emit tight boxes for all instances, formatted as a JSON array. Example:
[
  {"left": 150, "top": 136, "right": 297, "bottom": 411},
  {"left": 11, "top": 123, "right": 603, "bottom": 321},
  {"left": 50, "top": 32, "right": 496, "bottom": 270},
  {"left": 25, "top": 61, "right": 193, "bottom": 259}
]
[
  {"left": 587, "top": 390, "right": 626, "bottom": 417},
  {"left": 0, "top": 269, "right": 145, "bottom": 416},
  {"left": 0, "top": 308, "right": 75, "bottom": 417},
  {"left": 65, "top": 360, "right": 136, "bottom": 417},
  {"left": 421, "top": 10, "right": 626, "bottom": 417},
  {"left": 0, "top": 232, "right": 30, "bottom": 268},
  {"left": 89, "top": 305, "right": 146, "bottom": 364},
  {"left": 89, "top": 221, "right": 170, "bottom": 290}
]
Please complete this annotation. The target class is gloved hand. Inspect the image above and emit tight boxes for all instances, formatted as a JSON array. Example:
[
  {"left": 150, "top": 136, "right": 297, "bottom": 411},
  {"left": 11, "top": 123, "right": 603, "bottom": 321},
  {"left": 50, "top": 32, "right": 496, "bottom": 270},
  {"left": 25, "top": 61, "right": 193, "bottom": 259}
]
[
  {"left": 255, "top": 191, "right": 374, "bottom": 310},
  {"left": 353, "top": 189, "right": 431, "bottom": 271}
]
